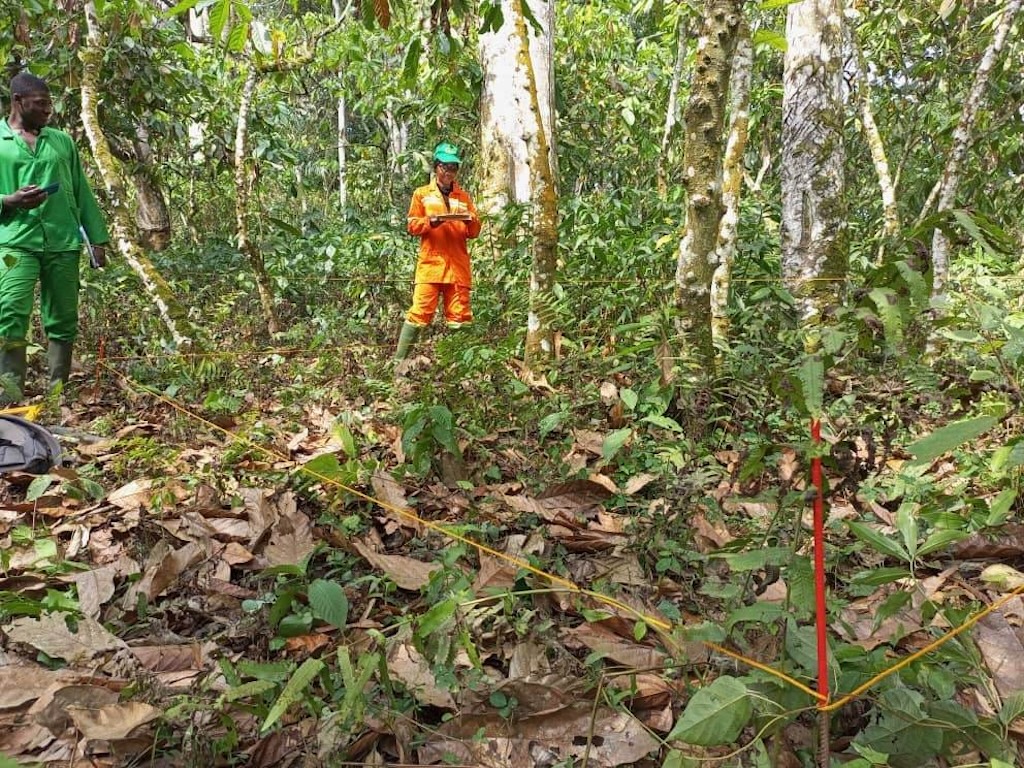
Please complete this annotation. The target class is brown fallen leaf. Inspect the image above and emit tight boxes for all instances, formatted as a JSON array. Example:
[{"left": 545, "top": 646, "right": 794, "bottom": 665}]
[
  {"left": 124, "top": 540, "right": 206, "bottom": 605},
  {"left": 564, "top": 623, "right": 667, "bottom": 671},
  {"left": 68, "top": 701, "right": 161, "bottom": 741},
  {"left": 130, "top": 644, "right": 209, "bottom": 673},
  {"left": 370, "top": 470, "right": 421, "bottom": 534},
  {"left": 69, "top": 567, "right": 116, "bottom": 619},
  {"left": 975, "top": 599, "right": 1024, "bottom": 699},
  {"left": 0, "top": 665, "right": 74, "bottom": 709},
  {"left": 263, "top": 504, "right": 315, "bottom": 567},
  {"left": 418, "top": 701, "right": 658, "bottom": 767},
  {"left": 36, "top": 684, "right": 120, "bottom": 735},
  {"left": 4, "top": 614, "right": 126, "bottom": 664},
  {"left": 107, "top": 478, "right": 155, "bottom": 510},
  {"left": 353, "top": 540, "right": 441, "bottom": 591},
  {"left": 623, "top": 473, "right": 657, "bottom": 495},
  {"left": 387, "top": 640, "right": 456, "bottom": 709}
]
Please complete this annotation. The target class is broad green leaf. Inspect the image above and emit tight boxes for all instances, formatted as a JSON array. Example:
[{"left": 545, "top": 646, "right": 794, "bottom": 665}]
[
  {"left": 416, "top": 595, "right": 457, "bottom": 640},
  {"left": 849, "top": 567, "right": 911, "bottom": 587},
  {"left": 538, "top": 411, "right": 566, "bottom": 438},
  {"left": 601, "top": 428, "right": 633, "bottom": 462},
  {"left": 752, "top": 28, "right": 786, "bottom": 51},
  {"left": 302, "top": 453, "right": 344, "bottom": 482},
  {"left": 164, "top": 0, "right": 202, "bottom": 16},
  {"left": 666, "top": 676, "right": 752, "bottom": 746},
  {"left": 220, "top": 679, "right": 277, "bottom": 703},
  {"left": 917, "top": 528, "right": 968, "bottom": 557},
  {"left": 237, "top": 659, "right": 293, "bottom": 682},
  {"left": 26, "top": 474, "right": 56, "bottom": 502},
  {"left": 894, "top": 503, "right": 918, "bottom": 562},
  {"left": 718, "top": 546, "right": 790, "bottom": 571},
  {"left": 644, "top": 414, "right": 684, "bottom": 432},
  {"left": 620, "top": 388, "right": 638, "bottom": 410},
  {"left": 987, "top": 488, "right": 1017, "bottom": 527},
  {"left": 906, "top": 415, "right": 997, "bottom": 464},
  {"left": 798, "top": 355, "right": 823, "bottom": 416},
  {"left": 277, "top": 613, "right": 313, "bottom": 637},
  {"left": 998, "top": 692, "right": 1024, "bottom": 728},
  {"left": 209, "top": 0, "right": 231, "bottom": 44},
  {"left": 401, "top": 37, "right": 422, "bottom": 86},
  {"left": 939, "top": 328, "right": 984, "bottom": 343},
  {"left": 261, "top": 657, "right": 324, "bottom": 732},
  {"left": 308, "top": 579, "right": 349, "bottom": 629},
  {"left": 760, "top": 0, "right": 802, "bottom": 8},
  {"left": 848, "top": 521, "right": 909, "bottom": 562}
]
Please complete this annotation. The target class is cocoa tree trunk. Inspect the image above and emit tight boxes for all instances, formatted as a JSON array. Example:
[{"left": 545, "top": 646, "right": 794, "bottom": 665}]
[
  {"left": 233, "top": 65, "right": 280, "bottom": 336},
  {"left": 81, "top": 0, "right": 195, "bottom": 348},
  {"left": 512, "top": 0, "right": 559, "bottom": 370},
  {"left": 673, "top": 0, "right": 744, "bottom": 370},
  {"left": 710, "top": 22, "right": 751, "bottom": 345}
]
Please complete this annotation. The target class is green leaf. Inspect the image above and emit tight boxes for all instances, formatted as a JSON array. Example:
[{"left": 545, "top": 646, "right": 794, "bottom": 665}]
[
  {"left": 643, "top": 414, "right": 684, "bottom": 432},
  {"left": 917, "top": 528, "right": 968, "bottom": 557},
  {"left": 906, "top": 415, "right": 998, "bottom": 464},
  {"left": 848, "top": 521, "right": 909, "bottom": 563},
  {"left": 601, "top": 428, "right": 632, "bottom": 462},
  {"left": 867, "top": 287, "right": 904, "bottom": 348},
  {"left": 261, "top": 657, "right": 324, "bottom": 732},
  {"left": 220, "top": 679, "right": 277, "bottom": 704},
  {"left": 26, "top": 474, "right": 56, "bottom": 502},
  {"left": 849, "top": 567, "right": 911, "bottom": 587},
  {"left": 752, "top": 28, "right": 787, "bottom": 51},
  {"left": 416, "top": 596, "right": 457, "bottom": 640},
  {"left": 538, "top": 411, "right": 566, "bottom": 438},
  {"left": 998, "top": 692, "right": 1024, "bottom": 728},
  {"left": 401, "top": 37, "right": 422, "bottom": 87},
  {"left": 895, "top": 503, "right": 918, "bottom": 562},
  {"left": 308, "top": 579, "right": 349, "bottom": 630},
  {"left": 301, "top": 453, "right": 345, "bottom": 482},
  {"left": 987, "top": 488, "right": 1017, "bottom": 527},
  {"left": 277, "top": 613, "right": 313, "bottom": 637},
  {"left": 666, "top": 676, "right": 752, "bottom": 746},
  {"left": 209, "top": 0, "right": 231, "bottom": 44},
  {"left": 620, "top": 388, "right": 638, "bottom": 410},
  {"left": 164, "top": 0, "right": 202, "bottom": 16},
  {"left": 798, "top": 355, "right": 823, "bottom": 416},
  {"left": 227, "top": 16, "right": 250, "bottom": 51}
]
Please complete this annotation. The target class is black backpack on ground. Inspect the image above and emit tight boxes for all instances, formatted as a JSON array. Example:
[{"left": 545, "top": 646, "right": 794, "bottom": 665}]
[{"left": 0, "top": 415, "right": 62, "bottom": 474}]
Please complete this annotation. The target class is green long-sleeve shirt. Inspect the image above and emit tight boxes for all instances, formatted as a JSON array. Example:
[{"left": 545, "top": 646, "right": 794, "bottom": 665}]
[{"left": 0, "top": 119, "right": 109, "bottom": 253}]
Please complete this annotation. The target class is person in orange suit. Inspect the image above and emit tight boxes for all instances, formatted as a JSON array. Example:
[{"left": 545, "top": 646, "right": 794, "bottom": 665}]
[{"left": 394, "top": 142, "right": 481, "bottom": 365}]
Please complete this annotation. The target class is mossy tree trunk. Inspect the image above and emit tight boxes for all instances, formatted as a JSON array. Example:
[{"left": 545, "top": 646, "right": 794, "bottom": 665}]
[
  {"left": 928, "top": 0, "right": 1022, "bottom": 297},
  {"left": 673, "top": 0, "right": 743, "bottom": 370},
  {"left": 780, "top": 0, "right": 847, "bottom": 325},
  {"left": 81, "top": 0, "right": 195, "bottom": 348},
  {"left": 233, "top": 65, "right": 280, "bottom": 336},
  {"left": 710, "top": 22, "right": 751, "bottom": 345},
  {"left": 511, "top": 0, "right": 559, "bottom": 370}
]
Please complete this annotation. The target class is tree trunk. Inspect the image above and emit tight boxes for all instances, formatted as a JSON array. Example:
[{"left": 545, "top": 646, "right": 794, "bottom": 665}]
[
  {"left": 333, "top": 0, "right": 348, "bottom": 211},
  {"left": 511, "top": 0, "right": 559, "bottom": 369},
  {"left": 234, "top": 65, "right": 280, "bottom": 336},
  {"left": 673, "top": 0, "right": 743, "bottom": 370},
  {"left": 710, "top": 22, "right": 752, "bottom": 345},
  {"left": 656, "top": 16, "right": 689, "bottom": 198},
  {"left": 929, "top": 0, "right": 1022, "bottom": 296},
  {"left": 780, "top": 0, "right": 847, "bottom": 324},
  {"left": 850, "top": 39, "right": 898, "bottom": 248},
  {"left": 131, "top": 124, "right": 172, "bottom": 252},
  {"left": 478, "top": 0, "right": 557, "bottom": 214},
  {"left": 81, "top": 0, "right": 194, "bottom": 348}
]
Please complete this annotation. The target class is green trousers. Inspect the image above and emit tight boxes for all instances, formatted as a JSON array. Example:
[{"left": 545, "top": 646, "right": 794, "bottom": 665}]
[{"left": 0, "top": 248, "right": 81, "bottom": 343}]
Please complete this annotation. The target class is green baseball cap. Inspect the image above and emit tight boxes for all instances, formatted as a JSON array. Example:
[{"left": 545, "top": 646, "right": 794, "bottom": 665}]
[{"left": 433, "top": 142, "right": 462, "bottom": 164}]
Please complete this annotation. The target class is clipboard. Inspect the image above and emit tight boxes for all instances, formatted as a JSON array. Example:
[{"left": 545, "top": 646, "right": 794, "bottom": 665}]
[{"left": 436, "top": 212, "right": 472, "bottom": 222}]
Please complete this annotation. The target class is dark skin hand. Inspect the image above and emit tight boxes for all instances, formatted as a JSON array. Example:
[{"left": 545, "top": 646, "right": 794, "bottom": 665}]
[{"left": 2, "top": 185, "right": 47, "bottom": 211}]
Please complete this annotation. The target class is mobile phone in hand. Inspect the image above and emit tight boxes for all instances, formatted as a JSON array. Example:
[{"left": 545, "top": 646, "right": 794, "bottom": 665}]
[{"left": 40, "top": 182, "right": 60, "bottom": 196}]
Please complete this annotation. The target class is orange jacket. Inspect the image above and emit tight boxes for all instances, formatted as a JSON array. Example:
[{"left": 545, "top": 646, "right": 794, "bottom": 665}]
[{"left": 406, "top": 178, "right": 481, "bottom": 286}]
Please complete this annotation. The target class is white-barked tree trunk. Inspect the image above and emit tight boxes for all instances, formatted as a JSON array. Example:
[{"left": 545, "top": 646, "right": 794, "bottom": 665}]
[{"left": 780, "top": 0, "right": 847, "bottom": 324}]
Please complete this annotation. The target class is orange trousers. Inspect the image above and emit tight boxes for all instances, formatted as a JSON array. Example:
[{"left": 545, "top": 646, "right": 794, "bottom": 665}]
[{"left": 405, "top": 283, "right": 472, "bottom": 327}]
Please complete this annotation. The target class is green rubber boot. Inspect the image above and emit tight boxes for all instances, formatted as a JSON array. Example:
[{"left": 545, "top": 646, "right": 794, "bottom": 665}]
[
  {"left": 394, "top": 322, "right": 421, "bottom": 362},
  {"left": 47, "top": 339, "right": 75, "bottom": 391},
  {"left": 0, "top": 344, "right": 27, "bottom": 404}
]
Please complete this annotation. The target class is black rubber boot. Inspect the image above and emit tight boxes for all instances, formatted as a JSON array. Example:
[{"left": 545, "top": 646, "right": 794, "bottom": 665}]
[
  {"left": 0, "top": 344, "right": 27, "bottom": 404},
  {"left": 47, "top": 339, "right": 74, "bottom": 391}
]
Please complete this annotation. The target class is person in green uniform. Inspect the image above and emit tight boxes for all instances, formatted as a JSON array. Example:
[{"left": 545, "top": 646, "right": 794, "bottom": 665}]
[{"left": 0, "top": 72, "right": 109, "bottom": 399}]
